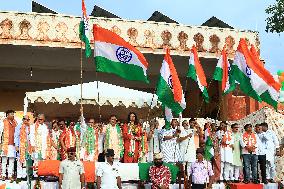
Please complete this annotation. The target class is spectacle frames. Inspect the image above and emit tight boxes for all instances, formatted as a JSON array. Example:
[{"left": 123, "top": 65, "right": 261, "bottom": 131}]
[
  {"left": 23, "top": 118, "right": 30, "bottom": 121},
  {"left": 38, "top": 119, "right": 44, "bottom": 121}
]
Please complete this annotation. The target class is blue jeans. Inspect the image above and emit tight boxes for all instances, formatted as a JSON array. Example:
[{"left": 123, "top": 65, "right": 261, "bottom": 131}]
[{"left": 243, "top": 154, "right": 258, "bottom": 181}]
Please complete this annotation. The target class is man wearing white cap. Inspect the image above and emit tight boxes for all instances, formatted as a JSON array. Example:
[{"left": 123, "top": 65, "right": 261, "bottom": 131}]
[{"left": 149, "top": 153, "right": 171, "bottom": 189}]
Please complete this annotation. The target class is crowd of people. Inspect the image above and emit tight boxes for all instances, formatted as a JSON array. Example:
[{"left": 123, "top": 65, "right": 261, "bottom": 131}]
[{"left": 0, "top": 109, "right": 283, "bottom": 189}]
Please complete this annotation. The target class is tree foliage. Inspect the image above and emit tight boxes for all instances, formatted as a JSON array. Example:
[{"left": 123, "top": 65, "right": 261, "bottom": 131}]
[{"left": 266, "top": 0, "right": 284, "bottom": 33}]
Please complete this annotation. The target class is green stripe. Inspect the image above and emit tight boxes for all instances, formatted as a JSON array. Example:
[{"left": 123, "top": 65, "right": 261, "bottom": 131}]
[
  {"left": 79, "top": 21, "right": 92, "bottom": 58},
  {"left": 231, "top": 64, "right": 262, "bottom": 102},
  {"left": 95, "top": 56, "right": 149, "bottom": 83},
  {"left": 202, "top": 88, "right": 209, "bottom": 103},
  {"left": 187, "top": 64, "right": 197, "bottom": 81},
  {"left": 156, "top": 77, "right": 184, "bottom": 114},
  {"left": 281, "top": 82, "right": 284, "bottom": 91},
  {"left": 260, "top": 91, "right": 278, "bottom": 109},
  {"left": 204, "top": 136, "right": 213, "bottom": 161},
  {"left": 213, "top": 67, "right": 223, "bottom": 81}
]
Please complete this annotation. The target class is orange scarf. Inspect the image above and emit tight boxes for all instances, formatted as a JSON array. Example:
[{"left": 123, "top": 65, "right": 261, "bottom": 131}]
[
  {"left": 2, "top": 119, "right": 17, "bottom": 156},
  {"left": 242, "top": 132, "right": 257, "bottom": 151},
  {"left": 221, "top": 131, "right": 232, "bottom": 147},
  {"left": 19, "top": 124, "right": 31, "bottom": 163}
]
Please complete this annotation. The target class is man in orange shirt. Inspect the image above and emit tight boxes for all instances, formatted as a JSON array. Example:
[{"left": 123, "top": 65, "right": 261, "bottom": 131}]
[{"left": 0, "top": 110, "right": 17, "bottom": 180}]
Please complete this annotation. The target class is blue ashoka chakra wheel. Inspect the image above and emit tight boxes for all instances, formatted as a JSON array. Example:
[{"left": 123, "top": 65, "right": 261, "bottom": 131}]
[
  {"left": 116, "top": 47, "right": 133, "bottom": 63},
  {"left": 168, "top": 75, "right": 173, "bottom": 89},
  {"left": 246, "top": 66, "right": 252, "bottom": 76}
]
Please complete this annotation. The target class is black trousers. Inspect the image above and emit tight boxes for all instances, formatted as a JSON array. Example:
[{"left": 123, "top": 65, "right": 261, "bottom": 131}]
[
  {"left": 192, "top": 183, "right": 206, "bottom": 189},
  {"left": 257, "top": 155, "right": 267, "bottom": 181}
]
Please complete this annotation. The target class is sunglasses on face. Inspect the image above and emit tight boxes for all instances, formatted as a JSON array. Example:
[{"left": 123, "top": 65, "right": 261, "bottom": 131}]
[
  {"left": 38, "top": 119, "right": 44, "bottom": 121},
  {"left": 23, "top": 118, "right": 30, "bottom": 121},
  {"left": 68, "top": 152, "right": 75, "bottom": 155}
]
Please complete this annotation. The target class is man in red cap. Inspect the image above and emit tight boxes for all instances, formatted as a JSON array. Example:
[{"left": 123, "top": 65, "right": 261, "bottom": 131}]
[{"left": 59, "top": 147, "right": 85, "bottom": 189}]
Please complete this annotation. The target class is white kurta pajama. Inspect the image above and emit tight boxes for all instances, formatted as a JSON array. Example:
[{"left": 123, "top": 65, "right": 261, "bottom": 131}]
[
  {"left": 30, "top": 123, "right": 49, "bottom": 176},
  {"left": 161, "top": 129, "right": 182, "bottom": 163},
  {"left": 180, "top": 128, "right": 195, "bottom": 163},
  {"left": 231, "top": 132, "right": 242, "bottom": 180},
  {"left": 146, "top": 127, "right": 161, "bottom": 162},
  {"left": 220, "top": 131, "right": 234, "bottom": 181},
  {"left": 264, "top": 129, "right": 280, "bottom": 180}
]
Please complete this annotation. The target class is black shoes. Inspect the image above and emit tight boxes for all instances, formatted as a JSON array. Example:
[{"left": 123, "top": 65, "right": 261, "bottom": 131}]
[{"left": 262, "top": 180, "right": 268, "bottom": 184}]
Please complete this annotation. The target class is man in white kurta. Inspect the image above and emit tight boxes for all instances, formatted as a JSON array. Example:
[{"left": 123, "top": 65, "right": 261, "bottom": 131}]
[
  {"left": 29, "top": 114, "right": 49, "bottom": 176},
  {"left": 179, "top": 120, "right": 195, "bottom": 164},
  {"left": 161, "top": 119, "right": 182, "bottom": 163},
  {"left": 146, "top": 119, "right": 161, "bottom": 162},
  {"left": 261, "top": 122, "right": 280, "bottom": 182},
  {"left": 59, "top": 147, "right": 85, "bottom": 189},
  {"left": 231, "top": 123, "right": 242, "bottom": 182},
  {"left": 219, "top": 122, "right": 234, "bottom": 182}
]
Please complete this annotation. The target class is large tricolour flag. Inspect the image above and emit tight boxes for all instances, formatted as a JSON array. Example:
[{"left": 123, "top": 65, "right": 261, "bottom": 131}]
[
  {"left": 231, "top": 38, "right": 281, "bottom": 108},
  {"left": 93, "top": 25, "right": 149, "bottom": 83},
  {"left": 187, "top": 45, "right": 209, "bottom": 103},
  {"left": 213, "top": 47, "right": 234, "bottom": 94},
  {"left": 156, "top": 49, "right": 186, "bottom": 115},
  {"left": 79, "top": 0, "right": 91, "bottom": 58}
]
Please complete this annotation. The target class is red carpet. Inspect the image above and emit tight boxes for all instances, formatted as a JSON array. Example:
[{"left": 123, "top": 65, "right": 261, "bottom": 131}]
[{"left": 229, "top": 183, "right": 263, "bottom": 189}]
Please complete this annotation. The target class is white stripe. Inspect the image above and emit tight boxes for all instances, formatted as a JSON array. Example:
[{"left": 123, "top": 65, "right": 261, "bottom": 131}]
[
  {"left": 216, "top": 55, "right": 223, "bottom": 69},
  {"left": 233, "top": 52, "right": 269, "bottom": 95},
  {"left": 279, "top": 90, "right": 284, "bottom": 102},
  {"left": 190, "top": 52, "right": 206, "bottom": 93},
  {"left": 160, "top": 59, "right": 186, "bottom": 107},
  {"left": 165, "top": 106, "right": 173, "bottom": 122},
  {"left": 267, "top": 86, "right": 279, "bottom": 102},
  {"left": 83, "top": 16, "right": 90, "bottom": 39},
  {"left": 94, "top": 41, "right": 147, "bottom": 75},
  {"left": 189, "top": 52, "right": 195, "bottom": 66}
]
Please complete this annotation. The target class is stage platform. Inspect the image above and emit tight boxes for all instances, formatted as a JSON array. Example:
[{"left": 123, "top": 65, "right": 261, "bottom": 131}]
[{"left": 0, "top": 181, "right": 280, "bottom": 189}]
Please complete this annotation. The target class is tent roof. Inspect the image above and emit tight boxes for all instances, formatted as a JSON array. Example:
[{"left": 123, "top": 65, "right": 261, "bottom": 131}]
[
  {"left": 32, "top": 1, "right": 57, "bottom": 14},
  {"left": 202, "top": 16, "right": 233, "bottom": 29},
  {"left": 26, "top": 81, "right": 159, "bottom": 108},
  {"left": 147, "top": 11, "right": 178, "bottom": 23},
  {"left": 90, "top": 5, "right": 120, "bottom": 18},
  {"left": 25, "top": 82, "right": 161, "bottom": 121}
]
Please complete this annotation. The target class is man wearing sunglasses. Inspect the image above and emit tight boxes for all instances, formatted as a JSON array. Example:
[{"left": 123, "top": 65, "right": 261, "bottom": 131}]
[
  {"left": 14, "top": 115, "right": 31, "bottom": 181},
  {"left": 59, "top": 147, "right": 85, "bottom": 189},
  {"left": 0, "top": 110, "right": 17, "bottom": 181},
  {"left": 96, "top": 149, "right": 122, "bottom": 189}
]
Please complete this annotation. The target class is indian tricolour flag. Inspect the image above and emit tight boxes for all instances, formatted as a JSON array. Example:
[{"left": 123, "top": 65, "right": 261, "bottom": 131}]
[
  {"left": 231, "top": 38, "right": 281, "bottom": 109},
  {"left": 79, "top": 0, "right": 91, "bottom": 58},
  {"left": 93, "top": 24, "right": 149, "bottom": 83},
  {"left": 156, "top": 49, "right": 186, "bottom": 115},
  {"left": 187, "top": 45, "right": 209, "bottom": 103},
  {"left": 213, "top": 47, "right": 234, "bottom": 94},
  {"left": 204, "top": 128, "right": 214, "bottom": 161}
]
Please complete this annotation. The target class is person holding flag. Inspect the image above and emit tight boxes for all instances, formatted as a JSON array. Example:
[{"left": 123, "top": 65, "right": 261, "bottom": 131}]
[{"left": 79, "top": 0, "right": 91, "bottom": 58}]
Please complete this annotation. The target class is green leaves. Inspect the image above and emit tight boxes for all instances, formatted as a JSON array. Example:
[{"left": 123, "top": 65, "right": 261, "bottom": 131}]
[{"left": 265, "top": 0, "right": 284, "bottom": 33}]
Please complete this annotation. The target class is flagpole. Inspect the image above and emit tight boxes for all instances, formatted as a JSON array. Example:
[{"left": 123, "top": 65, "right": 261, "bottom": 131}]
[
  {"left": 146, "top": 89, "right": 156, "bottom": 122},
  {"left": 95, "top": 71, "right": 102, "bottom": 123},
  {"left": 80, "top": 41, "right": 83, "bottom": 114},
  {"left": 196, "top": 78, "right": 214, "bottom": 118}
]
